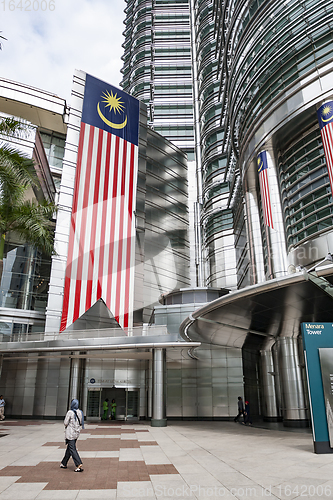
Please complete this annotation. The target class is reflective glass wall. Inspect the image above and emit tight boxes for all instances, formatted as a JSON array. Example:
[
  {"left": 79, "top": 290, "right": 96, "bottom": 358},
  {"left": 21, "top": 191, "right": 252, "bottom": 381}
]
[
  {"left": 121, "top": 0, "right": 195, "bottom": 153},
  {"left": 194, "top": 0, "right": 240, "bottom": 289},
  {"left": 134, "top": 114, "right": 191, "bottom": 323},
  {"left": 213, "top": 0, "right": 333, "bottom": 282}
]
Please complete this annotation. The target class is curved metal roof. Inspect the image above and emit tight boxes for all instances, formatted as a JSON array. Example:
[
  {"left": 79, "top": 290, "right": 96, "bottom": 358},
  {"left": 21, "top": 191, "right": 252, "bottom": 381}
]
[{"left": 180, "top": 267, "right": 333, "bottom": 348}]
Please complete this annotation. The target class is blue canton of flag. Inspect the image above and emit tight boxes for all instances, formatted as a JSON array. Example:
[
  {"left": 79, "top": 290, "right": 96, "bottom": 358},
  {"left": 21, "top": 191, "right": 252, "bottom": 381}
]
[
  {"left": 81, "top": 74, "right": 139, "bottom": 146},
  {"left": 257, "top": 151, "right": 268, "bottom": 174},
  {"left": 317, "top": 101, "right": 333, "bottom": 130}
]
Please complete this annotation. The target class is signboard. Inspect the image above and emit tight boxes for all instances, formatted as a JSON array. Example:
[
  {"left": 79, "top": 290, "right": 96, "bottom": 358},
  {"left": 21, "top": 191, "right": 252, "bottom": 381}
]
[{"left": 301, "top": 322, "right": 333, "bottom": 453}]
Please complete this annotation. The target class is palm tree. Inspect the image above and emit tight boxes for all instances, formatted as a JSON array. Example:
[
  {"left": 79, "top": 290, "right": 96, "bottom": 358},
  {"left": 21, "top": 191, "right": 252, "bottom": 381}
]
[{"left": 0, "top": 117, "right": 57, "bottom": 281}]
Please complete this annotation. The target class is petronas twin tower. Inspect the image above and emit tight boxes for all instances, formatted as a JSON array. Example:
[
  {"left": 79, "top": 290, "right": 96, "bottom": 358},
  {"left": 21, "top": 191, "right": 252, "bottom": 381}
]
[{"left": 121, "top": 0, "right": 333, "bottom": 290}]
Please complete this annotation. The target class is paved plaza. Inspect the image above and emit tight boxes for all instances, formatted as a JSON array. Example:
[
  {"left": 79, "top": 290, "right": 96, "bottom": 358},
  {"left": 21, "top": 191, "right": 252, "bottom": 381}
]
[{"left": 0, "top": 419, "right": 331, "bottom": 499}]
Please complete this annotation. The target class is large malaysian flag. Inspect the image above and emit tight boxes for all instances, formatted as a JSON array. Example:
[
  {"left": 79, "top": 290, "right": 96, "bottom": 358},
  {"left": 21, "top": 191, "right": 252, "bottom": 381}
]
[
  {"left": 257, "top": 151, "right": 274, "bottom": 229},
  {"left": 60, "top": 74, "right": 140, "bottom": 332},
  {"left": 317, "top": 101, "right": 333, "bottom": 195}
]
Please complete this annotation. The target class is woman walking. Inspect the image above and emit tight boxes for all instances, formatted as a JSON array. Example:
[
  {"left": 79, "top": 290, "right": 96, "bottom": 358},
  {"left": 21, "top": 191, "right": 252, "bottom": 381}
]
[{"left": 60, "top": 399, "right": 84, "bottom": 472}]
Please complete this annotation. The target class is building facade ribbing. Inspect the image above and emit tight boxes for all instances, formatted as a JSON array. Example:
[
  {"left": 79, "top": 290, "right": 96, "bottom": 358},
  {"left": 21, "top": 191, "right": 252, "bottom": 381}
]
[
  {"left": 121, "top": 0, "right": 244, "bottom": 291},
  {"left": 121, "top": 0, "right": 195, "bottom": 152},
  {"left": 122, "top": 0, "right": 333, "bottom": 292},
  {"left": 214, "top": 0, "right": 333, "bottom": 282}
]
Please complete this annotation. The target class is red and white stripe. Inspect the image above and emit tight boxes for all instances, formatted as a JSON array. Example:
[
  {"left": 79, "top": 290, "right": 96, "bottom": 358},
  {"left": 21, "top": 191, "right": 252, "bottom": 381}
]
[
  {"left": 60, "top": 123, "right": 138, "bottom": 331},
  {"left": 259, "top": 168, "right": 274, "bottom": 229},
  {"left": 320, "top": 122, "right": 333, "bottom": 194}
]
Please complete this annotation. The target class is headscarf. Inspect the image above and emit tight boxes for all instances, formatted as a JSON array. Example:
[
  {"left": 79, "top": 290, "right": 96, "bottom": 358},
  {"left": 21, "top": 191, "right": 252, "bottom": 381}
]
[
  {"left": 71, "top": 399, "right": 79, "bottom": 410},
  {"left": 70, "top": 399, "right": 84, "bottom": 429}
]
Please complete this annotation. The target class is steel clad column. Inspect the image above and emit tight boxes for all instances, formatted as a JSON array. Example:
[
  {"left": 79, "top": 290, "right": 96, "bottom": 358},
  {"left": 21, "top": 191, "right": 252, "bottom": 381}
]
[
  {"left": 277, "top": 337, "right": 308, "bottom": 427},
  {"left": 264, "top": 149, "right": 288, "bottom": 279},
  {"left": 260, "top": 341, "right": 279, "bottom": 421},
  {"left": 272, "top": 343, "right": 283, "bottom": 419},
  {"left": 243, "top": 160, "right": 265, "bottom": 285},
  {"left": 147, "top": 358, "right": 153, "bottom": 419},
  {"left": 81, "top": 358, "right": 87, "bottom": 415},
  {"left": 69, "top": 357, "right": 80, "bottom": 403},
  {"left": 151, "top": 348, "right": 167, "bottom": 427}
]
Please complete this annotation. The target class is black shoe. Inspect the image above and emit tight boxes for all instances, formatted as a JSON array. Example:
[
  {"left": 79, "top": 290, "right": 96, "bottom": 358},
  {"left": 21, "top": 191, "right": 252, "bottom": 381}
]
[{"left": 60, "top": 464, "right": 67, "bottom": 469}]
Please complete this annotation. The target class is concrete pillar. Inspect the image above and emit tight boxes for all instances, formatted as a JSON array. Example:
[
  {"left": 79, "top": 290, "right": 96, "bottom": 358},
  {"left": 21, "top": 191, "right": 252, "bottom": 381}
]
[
  {"left": 151, "top": 348, "right": 167, "bottom": 427},
  {"left": 277, "top": 337, "right": 308, "bottom": 427}
]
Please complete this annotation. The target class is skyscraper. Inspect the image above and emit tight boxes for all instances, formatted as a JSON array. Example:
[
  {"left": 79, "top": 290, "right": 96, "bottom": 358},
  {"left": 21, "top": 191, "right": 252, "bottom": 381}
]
[
  {"left": 122, "top": 0, "right": 333, "bottom": 431},
  {"left": 121, "top": 0, "right": 194, "bottom": 152},
  {"left": 122, "top": 0, "right": 333, "bottom": 292},
  {"left": 121, "top": 0, "right": 204, "bottom": 287},
  {"left": 121, "top": 0, "right": 243, "bottom": 290}
]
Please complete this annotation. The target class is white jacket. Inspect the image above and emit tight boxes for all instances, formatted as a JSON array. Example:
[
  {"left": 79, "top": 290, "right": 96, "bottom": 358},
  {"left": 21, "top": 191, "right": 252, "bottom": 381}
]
[{"left": 64, "top": 409, "right": 83, "bottom": 440}]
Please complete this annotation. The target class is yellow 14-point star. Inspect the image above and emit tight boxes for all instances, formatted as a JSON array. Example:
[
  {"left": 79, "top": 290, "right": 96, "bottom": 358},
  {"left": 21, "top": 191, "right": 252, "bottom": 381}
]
[
  {"left": 322, "top": 104, "right": 332, "bottom": 118},
  {"left": 101, "top": 90, "right": 125, "bottom": 114}
]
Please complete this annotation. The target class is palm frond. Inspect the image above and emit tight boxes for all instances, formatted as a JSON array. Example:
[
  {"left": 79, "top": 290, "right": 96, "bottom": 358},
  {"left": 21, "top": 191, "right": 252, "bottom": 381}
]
[
  {"left": 0, "top": 116, "right": 57, "bottom": 260},
  {"left": 0, "top": 117, "right": 28, "bottom": 136},
  {"left": 0, "top": 144, "right": 38, "bottom": 191},
  {"left": 7, "top": 200, "right": 57, "bottom": 256}
]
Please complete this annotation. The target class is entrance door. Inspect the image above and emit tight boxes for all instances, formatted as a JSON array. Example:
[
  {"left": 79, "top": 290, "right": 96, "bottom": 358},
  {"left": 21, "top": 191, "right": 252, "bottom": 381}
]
[
  {"left": 87, "top": 389, "right": 101, "bottom": 418},
  {"left": 86, "top": 388, "right": 139, "bottom": 420},
  {"left": 126, "top": 389, "right": 139, "bottom": 420},
  {"left": 101, "top": 388, "right": 126, "bottom": 420}
]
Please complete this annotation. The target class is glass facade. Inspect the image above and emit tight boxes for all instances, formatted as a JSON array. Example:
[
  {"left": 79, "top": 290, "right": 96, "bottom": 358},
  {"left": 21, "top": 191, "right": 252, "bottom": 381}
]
[
  {"left": 0, "top": 118, "right": 57, "bottom": 338},
  {"left": 279, "top": 127, "right": 333, "bottom": 249},
  {"left": 39, "top": 131, "right": 66, "bottom": 172},
  {"left": 0, "top": 85, "right": 65, "bottom": 340},
  {"left": 134, "top": 122, "right": 191, "bottom": 323},
  {"left": 122, "top": 0, "right": 242, "bottom": 289},
  {"left": 212, "top": 0, "right": 333, "bottom": 284},
  {"left": 214, "top": 0, "right": 333, "bottom": 154},
  {"left": 0, "top": 244, "right": 51, "bottom": 312},
  {"left": 121, "top": 0, "right": 195, "bottom": 152}
]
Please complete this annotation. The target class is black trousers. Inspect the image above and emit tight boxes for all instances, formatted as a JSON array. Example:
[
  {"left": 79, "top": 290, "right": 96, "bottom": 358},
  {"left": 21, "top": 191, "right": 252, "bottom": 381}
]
[
  {"left": 61, "top": 439, "right": 82, "bottom": 467},
  {"left": 234, "top": 411, "right": 244, "bottom": 422}
]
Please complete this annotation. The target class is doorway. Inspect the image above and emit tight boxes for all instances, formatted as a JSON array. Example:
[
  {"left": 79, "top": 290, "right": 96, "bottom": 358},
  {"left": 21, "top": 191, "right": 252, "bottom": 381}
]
[{"left": 86, "top": 388, "right": 139, "bottom": 420}]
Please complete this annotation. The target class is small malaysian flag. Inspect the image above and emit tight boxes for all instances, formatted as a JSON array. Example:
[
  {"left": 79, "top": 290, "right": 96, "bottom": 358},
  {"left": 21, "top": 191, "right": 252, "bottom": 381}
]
[
  {"left": 60, "top": 74, "right": 139, "bottom": 332},
  {"left": 317, "top": 101, "right": 333, "bottom": 195},
  {"left": 257, "top": 151, "right": 274, "bottom": 229}
]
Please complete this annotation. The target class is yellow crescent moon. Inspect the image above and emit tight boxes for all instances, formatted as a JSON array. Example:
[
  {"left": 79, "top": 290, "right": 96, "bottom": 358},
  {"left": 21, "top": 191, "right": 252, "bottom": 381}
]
[
  {"left": 97, "top": 102, "right": 127, "bottom": 129},
  {"left": 321, "top": 114, "right": 333, "bottom": 123},
  {"left": 258, "top": 160, "right": 263, "bottom": 172}
]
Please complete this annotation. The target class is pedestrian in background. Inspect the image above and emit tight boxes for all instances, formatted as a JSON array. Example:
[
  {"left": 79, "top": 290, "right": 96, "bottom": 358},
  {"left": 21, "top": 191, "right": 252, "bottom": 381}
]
[
  {"left": 111, "top": 399, "right": 116, "bottom": 420},
  {"left": 0, "top": 395, "right": 5, "bottom": 421},
  {"left": 243, "top": 400, "right": 253, "bottom": 425},
  {"left": 60, "top": 399, "right": 84, "bottom": 472},
  {"left": 234, "top": 396, "right": 244, "bottom": 422},
  {"left": 102, "top": 398, "right": 109, "bottom": 420}
]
